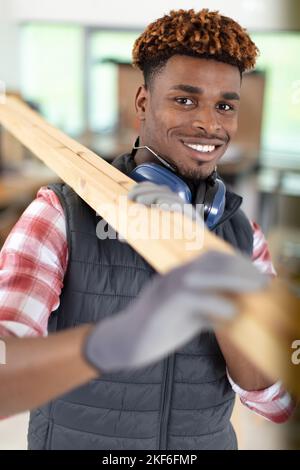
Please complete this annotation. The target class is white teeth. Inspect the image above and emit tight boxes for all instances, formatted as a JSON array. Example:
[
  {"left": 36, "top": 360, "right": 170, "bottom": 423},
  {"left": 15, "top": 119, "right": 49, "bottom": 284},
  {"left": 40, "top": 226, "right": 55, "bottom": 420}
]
[{"left": 184, "top": 143, "right": 215, "bottom": 153}]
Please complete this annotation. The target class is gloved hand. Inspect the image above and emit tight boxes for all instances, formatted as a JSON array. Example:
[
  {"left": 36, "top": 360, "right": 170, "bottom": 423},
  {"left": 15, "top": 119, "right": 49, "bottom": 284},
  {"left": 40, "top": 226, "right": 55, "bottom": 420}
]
[
  {"left": 128, "top": 182, "right": 203, "bottom": 223},
  {"left": 84, "top": 250, "right": 268, "bottom": 373}
]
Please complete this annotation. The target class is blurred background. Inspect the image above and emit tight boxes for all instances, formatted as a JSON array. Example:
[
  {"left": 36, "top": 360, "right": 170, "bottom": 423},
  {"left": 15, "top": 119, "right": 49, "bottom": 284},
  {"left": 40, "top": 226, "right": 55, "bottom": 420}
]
[{"left": 0, "top": 0, "right": 299, "bottom": 450}]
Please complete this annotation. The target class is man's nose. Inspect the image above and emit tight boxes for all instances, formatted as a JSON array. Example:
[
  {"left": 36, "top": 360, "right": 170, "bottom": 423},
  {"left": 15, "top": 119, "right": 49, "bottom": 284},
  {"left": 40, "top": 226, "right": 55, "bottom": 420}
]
[{"left": 191, "top": 106, "right": 221, "bottom": 135}]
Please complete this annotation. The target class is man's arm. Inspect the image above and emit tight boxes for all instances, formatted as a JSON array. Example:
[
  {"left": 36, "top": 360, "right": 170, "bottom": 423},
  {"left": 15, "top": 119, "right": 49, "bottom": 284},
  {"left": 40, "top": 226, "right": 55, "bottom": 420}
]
[
  {"left": 215, "top": 222, "right": 276, "bottom": 391},
  {"left": 0, "top": 325, "right": 98, "bottom": 416},
  {"left": 214, "top": 222, "right": 295, "bottom": 422},
  {"left": 0, "top": 186, "right": 89, "bottom": 415},
  {"left": 215, "top": 328, "right": 274, "bottom": 390}
]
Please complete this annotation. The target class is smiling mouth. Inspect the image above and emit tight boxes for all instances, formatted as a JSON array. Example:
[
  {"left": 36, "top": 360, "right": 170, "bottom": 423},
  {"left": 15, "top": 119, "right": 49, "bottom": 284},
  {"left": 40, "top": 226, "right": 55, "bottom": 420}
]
[{"left": 181, "top": 141, "right": 224, "bottom": 160}]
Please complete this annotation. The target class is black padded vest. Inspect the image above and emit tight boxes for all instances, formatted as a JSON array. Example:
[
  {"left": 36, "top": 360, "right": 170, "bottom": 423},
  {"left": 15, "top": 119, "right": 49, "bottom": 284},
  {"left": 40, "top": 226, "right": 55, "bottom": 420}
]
[{"left": 28, "top": 154, "right": 253, "bottom": 450}]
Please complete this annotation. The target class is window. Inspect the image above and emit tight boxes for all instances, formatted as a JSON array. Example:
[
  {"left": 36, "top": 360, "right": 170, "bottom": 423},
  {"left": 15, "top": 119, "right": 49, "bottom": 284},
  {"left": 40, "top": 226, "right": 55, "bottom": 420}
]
[
  {"left": 252, "top": 33, "right": 300, "bottom": 167},
  {"left": 20, "top": 23, "right": 84, "bottom": 136},
  {"left": 89, "top": 30, "right": 140, "bottom": 132}
]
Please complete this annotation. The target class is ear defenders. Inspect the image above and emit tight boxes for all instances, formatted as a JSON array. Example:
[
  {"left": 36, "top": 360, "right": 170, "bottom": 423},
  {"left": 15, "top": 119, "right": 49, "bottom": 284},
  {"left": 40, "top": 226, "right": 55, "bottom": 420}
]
[{"left": 130, "top": 162, "right": 226, "bottom": 229}]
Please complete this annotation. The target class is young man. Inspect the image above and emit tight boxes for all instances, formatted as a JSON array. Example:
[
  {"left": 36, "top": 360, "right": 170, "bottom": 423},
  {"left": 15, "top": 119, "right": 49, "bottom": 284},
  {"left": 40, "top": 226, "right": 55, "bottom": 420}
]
[{"left": 0, "top": 9, "right": 293, "bottom": 449}]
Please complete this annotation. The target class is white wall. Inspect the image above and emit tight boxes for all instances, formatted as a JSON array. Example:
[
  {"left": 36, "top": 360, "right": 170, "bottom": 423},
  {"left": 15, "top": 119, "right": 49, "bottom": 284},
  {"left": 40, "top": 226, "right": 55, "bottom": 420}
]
[
  {"left": 0, "top": 0, "right": 20, "bottom": 90},
  {"left": 8, "top": 0, "right": 300, "bottom": 30}
]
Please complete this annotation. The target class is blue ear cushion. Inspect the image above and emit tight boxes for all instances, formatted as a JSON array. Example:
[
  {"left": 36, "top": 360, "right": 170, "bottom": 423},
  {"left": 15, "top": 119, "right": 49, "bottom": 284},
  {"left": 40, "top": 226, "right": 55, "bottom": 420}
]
[
  {"left": 205, "top": 179, "right": 226, "bottom": 229},
  {"left": 130, "top": 162, "right": 225, "bottom": 229},
  {"left": 130, "top": 163, "right": 192, "bottom": 203}
]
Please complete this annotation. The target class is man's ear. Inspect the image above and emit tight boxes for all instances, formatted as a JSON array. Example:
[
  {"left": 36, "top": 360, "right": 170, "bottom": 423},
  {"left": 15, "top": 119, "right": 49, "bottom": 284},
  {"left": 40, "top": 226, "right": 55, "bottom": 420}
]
[{"left": 135, "top": 84, "right": 148, "bottom": 121}]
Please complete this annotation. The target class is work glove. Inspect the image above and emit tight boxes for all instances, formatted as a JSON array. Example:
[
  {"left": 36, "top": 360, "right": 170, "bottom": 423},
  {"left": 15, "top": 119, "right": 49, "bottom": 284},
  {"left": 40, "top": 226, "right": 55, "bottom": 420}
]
[
  {"left": 128, "top": 181, "right": 203, "bottom": 223},
  {"left": 84, "top": 250, "right": 268, "bottom": 374}
]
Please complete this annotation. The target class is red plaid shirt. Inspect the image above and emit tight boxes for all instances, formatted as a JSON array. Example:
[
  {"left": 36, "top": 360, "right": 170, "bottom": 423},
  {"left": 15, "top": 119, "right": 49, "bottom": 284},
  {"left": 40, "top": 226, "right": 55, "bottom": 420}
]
[{"left": 0, "top": 187, "right": 294, "bottom": 423}]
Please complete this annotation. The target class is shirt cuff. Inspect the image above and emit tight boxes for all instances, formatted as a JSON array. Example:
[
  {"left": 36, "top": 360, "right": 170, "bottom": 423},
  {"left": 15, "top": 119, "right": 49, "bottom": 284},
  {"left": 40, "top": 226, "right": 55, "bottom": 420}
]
[{"left": 227, "top": 369, "right": 296, "bottom": 423}]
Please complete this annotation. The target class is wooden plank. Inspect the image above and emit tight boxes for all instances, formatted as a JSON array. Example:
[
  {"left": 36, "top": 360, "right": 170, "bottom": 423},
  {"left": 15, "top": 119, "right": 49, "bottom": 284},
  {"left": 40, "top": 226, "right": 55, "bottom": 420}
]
[
  {"left": 0, "top": 97, "right": 299, "bottom": 396},
  {"left": 6, "top": 97, "right": 134, "bottom": 191}
]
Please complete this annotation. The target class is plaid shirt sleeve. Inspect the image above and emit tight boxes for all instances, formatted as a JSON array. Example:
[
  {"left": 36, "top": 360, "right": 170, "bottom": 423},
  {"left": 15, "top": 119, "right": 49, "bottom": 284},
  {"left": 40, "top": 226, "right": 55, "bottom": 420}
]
[
  {"left": 0, "top": 188, "right": 294, "bottom": 422},
  {"left": 251, "top": 221, "right": 277, "bottom": 277},
  {"left": 0, "top": 187, "right": 68, "bottom": 337},
  {"left": 227, "top": 373, "right": 295, "bottom": 423}
]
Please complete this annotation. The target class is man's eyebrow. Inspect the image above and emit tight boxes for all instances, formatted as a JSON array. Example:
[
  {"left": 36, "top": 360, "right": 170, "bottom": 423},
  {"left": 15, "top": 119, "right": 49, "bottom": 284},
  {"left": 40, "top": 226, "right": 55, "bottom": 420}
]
[
  {"left": 170, "top": 84, "right": 204, "bottom": 94},
  {"left": 169, "top": 85, "right": 240, "bottom": 101},
  {"left": 222, "top": 92, "right": 240, "bottom": 100}
]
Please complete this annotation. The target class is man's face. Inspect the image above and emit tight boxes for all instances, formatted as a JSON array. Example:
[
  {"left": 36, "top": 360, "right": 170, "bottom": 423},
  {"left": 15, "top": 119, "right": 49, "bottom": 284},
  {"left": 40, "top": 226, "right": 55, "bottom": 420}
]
[{"left": 135, "top": 55, "right": 241, "bottom": 180}]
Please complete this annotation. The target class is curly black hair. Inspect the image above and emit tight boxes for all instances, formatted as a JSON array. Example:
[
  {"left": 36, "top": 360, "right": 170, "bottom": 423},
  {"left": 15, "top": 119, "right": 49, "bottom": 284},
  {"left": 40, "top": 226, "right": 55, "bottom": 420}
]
[{"left": 132, "top": 9, "right": 259, "bottom": 86}]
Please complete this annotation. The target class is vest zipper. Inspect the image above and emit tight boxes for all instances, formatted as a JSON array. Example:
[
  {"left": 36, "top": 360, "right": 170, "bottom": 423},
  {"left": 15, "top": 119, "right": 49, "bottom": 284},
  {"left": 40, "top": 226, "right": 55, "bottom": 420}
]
[{"left": 157, "top": 355, "right": 175, "bottom": 450}]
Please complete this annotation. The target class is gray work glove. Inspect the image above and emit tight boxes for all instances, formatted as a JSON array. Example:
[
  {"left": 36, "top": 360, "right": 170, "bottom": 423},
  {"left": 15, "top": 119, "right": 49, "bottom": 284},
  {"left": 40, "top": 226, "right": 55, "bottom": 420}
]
[
  {"left": 84, "top": 250, "right": 268, "bottom": 373},
  {"left": 128, "top": 182, "right": 203, "bottom": 223}
]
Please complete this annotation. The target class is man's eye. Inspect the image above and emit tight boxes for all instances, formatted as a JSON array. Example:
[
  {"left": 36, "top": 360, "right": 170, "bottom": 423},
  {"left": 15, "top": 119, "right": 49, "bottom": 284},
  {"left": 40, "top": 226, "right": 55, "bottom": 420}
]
[
  {"left": 175, "top": 97, "right": 194, "bottom": 106},
  {"left": 217, "top": 103, "right": 234, "bottom": 111}
]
